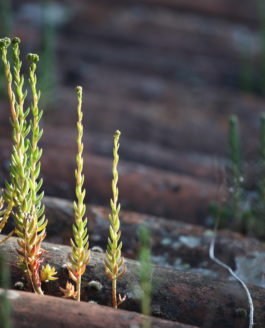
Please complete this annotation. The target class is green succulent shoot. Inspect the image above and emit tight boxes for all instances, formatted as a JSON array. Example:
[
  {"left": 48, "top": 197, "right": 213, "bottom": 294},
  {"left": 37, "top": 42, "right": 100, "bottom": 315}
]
[
  {"left": 228, "top": 115, "right": 243, "bottom": 225},
  {"left": 0, "top": 37, "right": 26, "bottom": 242},
  {"left": 0, "top": 253, "right": 12, "bottom": 328},
  {"left": 259, "top": 113, "right": 265, "bottom": 202},
  {"left": 60, "top": 86, "right": 90, "bottom": 301},
  {"left": 105, "top": 130, "right": 126, "bottom": 309},
  {"left": 138, "top": 224, "right": 152, "bottom": 323},
  {"left": 0, "top": 37, "right": 56, "bottom": 294},
  {"left": 0, "top": 37, "right": 28, "bottom": 237}
]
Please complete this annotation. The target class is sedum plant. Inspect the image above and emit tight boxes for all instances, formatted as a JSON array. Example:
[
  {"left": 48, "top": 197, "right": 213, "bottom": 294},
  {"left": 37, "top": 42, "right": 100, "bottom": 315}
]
[
  {"left": 0, "top": 253, "right": 12, "bottom": 328},
  {"left": 247, "top": 113, "right": 265, "bottom": 238},
  {"left": 0, "top": 0, "right": 12, "bottom": 97},
  {"left": 0, "top": 36, "right": 129, "bottom": 308},
  {"left": 0, "top": 37, "right": 57, "bottom": 294},
  {"left": 228, "top": 115, "right": 243, "bottom": 226},
  {"left": 210, "top": 113, "right": 265, "bottom": 239},
  {"left": 60, "top": 86, "right": 90, "bottom": 301},
  {"left": 138, "top": 225, "right": 152, "bottom": 328},
  {"left": 258, "top": 113, "right": 265, "bottom": 203},
  {"left": 210, "top": 115, "right": 246, "bottom": 230},
  {"left": 104, "top": 130, "right": 126, "bottom": 309}
]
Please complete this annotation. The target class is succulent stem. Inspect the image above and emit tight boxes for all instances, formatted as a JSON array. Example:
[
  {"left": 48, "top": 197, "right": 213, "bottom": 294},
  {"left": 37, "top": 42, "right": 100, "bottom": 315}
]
[
  {"left": 0, "top": 37, "right": 56, "bottom": 294},
  {"left": 112, "top": 279, "right": 117, "bottom": 309},
  {"left": 105, "top": 130, "right": 126, "bottom": 308},
  {"left": 64, "top": 86, "right": 90, "bottom": 301}
]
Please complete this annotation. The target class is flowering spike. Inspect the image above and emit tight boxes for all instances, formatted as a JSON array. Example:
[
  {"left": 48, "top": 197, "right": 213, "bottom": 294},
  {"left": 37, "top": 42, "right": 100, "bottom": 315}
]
[
  {"left": 64, "top": 86, "right": 90, "bottom": 301},
  {"left": 11, "top": 37, "right": 20, "bottom": 45},
  {"left": 0, "top": 37, "right": 11, "bottom": 49},
  {"left": 0, "top": 37, "right": 50, "bottom": 295},
  {"left": 27, "top": 53, "right": 39, "bottom": 64},
  {"left": 104, "top": 130, "right": 126, "bottom": 309}
]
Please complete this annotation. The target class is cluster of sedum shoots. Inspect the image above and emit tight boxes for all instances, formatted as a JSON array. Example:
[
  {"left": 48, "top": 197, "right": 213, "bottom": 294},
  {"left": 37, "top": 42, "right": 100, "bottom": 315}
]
[
  {"left": 0, "top": 37, "right": 126, "bottom": 306},
  {"left": 0, "top": 37, "right": 56, "bottom": 294}
]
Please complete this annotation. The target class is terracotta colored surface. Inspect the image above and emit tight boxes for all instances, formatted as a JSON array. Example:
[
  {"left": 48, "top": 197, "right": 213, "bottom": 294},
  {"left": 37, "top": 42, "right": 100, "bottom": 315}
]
[
  {"left": 4, "top": 0, "right": 263, "bottom": 161},
  {"left": 91, "top": 0, "right": 258, "bottom": 23},
  {"left": 1, "top": 235, "right": 264, "bottom": 328},
  {"left": 2, "top": 289, "right": 196, "bottom": 328},
  {"left": 0, "top": 138, "right": 221, "bottom": 223}
]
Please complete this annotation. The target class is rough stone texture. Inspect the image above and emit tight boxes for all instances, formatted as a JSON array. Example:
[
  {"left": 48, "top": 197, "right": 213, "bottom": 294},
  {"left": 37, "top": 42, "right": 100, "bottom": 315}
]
[
  {"left": 37, "top": 196, "right": 265, "bottom": 287},
  {"left": 3, "top": 196, "right": 265, "bottom": 285},
  {"left": 1, "top": 235, "right": 265, "bottom": 328}
]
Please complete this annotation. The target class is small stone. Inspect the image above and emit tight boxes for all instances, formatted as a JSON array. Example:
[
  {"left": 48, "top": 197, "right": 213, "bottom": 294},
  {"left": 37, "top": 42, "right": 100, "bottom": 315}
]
[
  {"left": 161, "top": 238, "right": 171, "bottom": 246},
  {"left": 87, "top": 280, "right": 103, "bottom": 291},
  {"left": 0, "top": 289, "right": 20, "bottom": 299},
  {"left": 14, "top": 281, "right": 24, "bottom": 290},
  {"left": 91, "top": 246, "right": 104, "bottom": 253}
]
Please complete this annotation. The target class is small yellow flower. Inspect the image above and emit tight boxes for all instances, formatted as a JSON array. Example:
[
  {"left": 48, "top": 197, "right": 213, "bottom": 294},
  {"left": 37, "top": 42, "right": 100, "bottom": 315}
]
[{"left": 40, "top": 264, "right": 58, "bottom": 282}]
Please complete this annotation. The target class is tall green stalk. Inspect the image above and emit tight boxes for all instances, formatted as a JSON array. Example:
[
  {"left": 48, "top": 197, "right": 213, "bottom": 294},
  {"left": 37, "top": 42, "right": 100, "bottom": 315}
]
[
  {"left": 259, "top": 113, "right": 265, "bottom": 202},
  {"left": 0, "top": 37, "right": 56, "bottom": 294},
  {"left": 258, "top": 0, "right": 265, "bottom": 94},
  {"left": 0, "top": 37, "right": 24, "bottom": 236},
  {"left": 0, "top": 253, "right": 12, "bottom": 328},
  {"left": 228, "top": 115, "right": 243, "bottom": 225},
  {"left": 138, "top": 225, "right": 152, "bottom": 328},
  {"left": 61, "top": 86, "right": 90, "bottom": 301},
  {"left": 0, "top": 0, "right": 12, "bottom": 96},
  {"left": 105, "top": 131, "right": 126, "bottom": 309}
]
